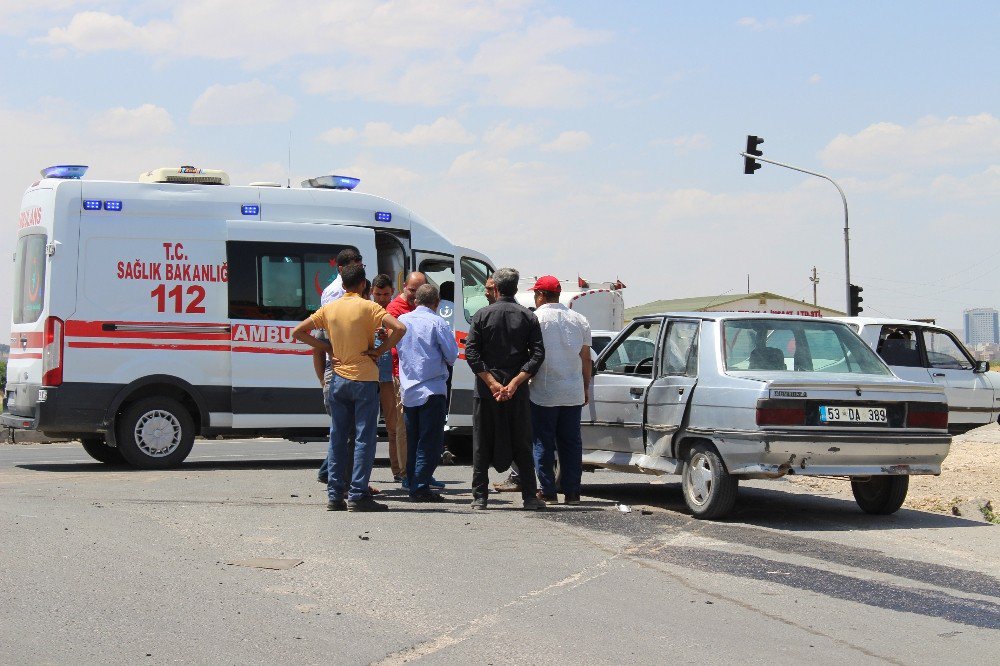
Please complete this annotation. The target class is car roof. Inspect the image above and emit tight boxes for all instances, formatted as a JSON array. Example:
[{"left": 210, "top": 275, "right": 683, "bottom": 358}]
[
  {"left": 631, "top": 312, "right": 857, "bottom": 324},
  {"left": 836, "top": 316, "right": 944, "bottom": 329}
]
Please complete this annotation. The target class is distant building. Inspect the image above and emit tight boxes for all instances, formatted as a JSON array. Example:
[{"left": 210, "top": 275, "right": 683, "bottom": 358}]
[
  {"left": 625, "top": 292, "right": 846, "bottom": 321},
  {"left": 963, "top": 308, "right": 999, "bottom": 346}
]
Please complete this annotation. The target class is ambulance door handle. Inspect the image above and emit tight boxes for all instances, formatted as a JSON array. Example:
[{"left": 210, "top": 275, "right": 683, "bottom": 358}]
[{"left": 932, "top": 373, "right": 946, "bottom": 377}]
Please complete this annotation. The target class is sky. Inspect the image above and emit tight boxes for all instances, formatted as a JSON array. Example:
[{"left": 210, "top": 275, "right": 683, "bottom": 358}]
[{"left": 1, "top": 1, "right": 998, "bottom": 339}]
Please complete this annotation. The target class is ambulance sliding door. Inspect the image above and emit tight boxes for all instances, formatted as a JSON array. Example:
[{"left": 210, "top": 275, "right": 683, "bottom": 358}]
[{"left": 226, "top": 221, "right": 377, "bottom": 429}]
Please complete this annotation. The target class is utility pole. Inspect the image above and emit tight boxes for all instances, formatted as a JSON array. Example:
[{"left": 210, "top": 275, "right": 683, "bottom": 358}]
[
  {"left": 741, "top": 137, "right": 852, "bottom": 314},
  {"left": 810, "top": 266, "right": 819, "bottom": 306}
]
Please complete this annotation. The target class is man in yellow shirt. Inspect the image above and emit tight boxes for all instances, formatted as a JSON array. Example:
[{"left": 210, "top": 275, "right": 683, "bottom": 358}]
[{"left": 293, "top": 263, "right": 406, "bottom": 512}]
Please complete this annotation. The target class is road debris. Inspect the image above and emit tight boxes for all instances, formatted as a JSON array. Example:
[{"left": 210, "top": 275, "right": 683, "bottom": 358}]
[
  {"left": 226, "top": 558, "right": 303, "bottom": 570},
  {"left": 617, "top": 504, "right": 632, "bottom": 513}
]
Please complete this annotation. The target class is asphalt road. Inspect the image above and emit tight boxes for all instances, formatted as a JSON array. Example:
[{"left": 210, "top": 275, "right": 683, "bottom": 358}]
[{"left": 1, "top": 438, "right": 998, "bottom": 665}]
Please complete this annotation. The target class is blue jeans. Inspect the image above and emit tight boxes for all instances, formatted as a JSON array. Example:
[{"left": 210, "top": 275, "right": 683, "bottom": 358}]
[
  {"left": 326, "top": 374, "right": 380, "bottom": 502},
  {"left": 531, "top": 402, "right": 583, "bottom": 497},
  {"left": 404, "top": 394, "right": 447, "bottom": 496}
]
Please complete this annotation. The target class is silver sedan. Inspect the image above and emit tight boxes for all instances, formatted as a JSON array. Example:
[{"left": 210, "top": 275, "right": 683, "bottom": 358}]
[{"left": 582, "top": 313, "right": 951, "bottom": 519}]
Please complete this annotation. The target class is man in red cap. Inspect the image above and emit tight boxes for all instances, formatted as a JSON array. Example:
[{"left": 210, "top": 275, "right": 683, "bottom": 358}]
[{"left": 529, "top": 275, "right": 592, "bottom": 505}]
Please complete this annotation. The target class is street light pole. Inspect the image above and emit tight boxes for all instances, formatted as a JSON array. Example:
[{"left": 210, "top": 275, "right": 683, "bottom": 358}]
[{"left": 740, "top": 152, "right": 851, "bottom": 314}]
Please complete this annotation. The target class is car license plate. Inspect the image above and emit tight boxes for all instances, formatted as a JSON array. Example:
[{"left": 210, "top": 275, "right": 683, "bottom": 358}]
[{"left": 820, "top": 406, "right": 887, "bottom": 424}]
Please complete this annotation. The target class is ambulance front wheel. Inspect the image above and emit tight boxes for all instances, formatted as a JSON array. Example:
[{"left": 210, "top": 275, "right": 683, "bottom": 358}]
[{"left": 116, "top": 397, "right": 196, "bottom": 469}]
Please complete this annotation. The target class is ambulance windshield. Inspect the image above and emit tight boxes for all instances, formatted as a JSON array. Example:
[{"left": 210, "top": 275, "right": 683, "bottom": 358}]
[{"left": 13, "top": 234, "right": 47, "bottom": 324}]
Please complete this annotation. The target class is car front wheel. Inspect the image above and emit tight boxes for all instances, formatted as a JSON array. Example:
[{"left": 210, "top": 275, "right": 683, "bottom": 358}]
[
  {"left": 851, "top": 476, "right": 909, "bottom": 515},
  {"left": 682, "top": 442, "right": 738, "bottom": 519},
  {"left": 116, "top": 397, "right": 195, "bottom": 469}
]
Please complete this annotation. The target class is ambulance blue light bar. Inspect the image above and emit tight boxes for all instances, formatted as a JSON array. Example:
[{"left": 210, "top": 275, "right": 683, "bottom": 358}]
[
  {"left": 375, "top": 211, "right": 392, "bottom": 222},
  {"left": 83, "top": 200, "right": 102, "bottom": 211},
  {"left": 301, "top": 175, "right": 360, "bottom": 190},
  {"left": 241, "top": 204, "right": 260, "bottom": 215},
  {"left": 42, "top": 165, "right": 89, "bottom": 179},
  {"left": 104, "top": 200, "right": 122, "bottom": 211}
]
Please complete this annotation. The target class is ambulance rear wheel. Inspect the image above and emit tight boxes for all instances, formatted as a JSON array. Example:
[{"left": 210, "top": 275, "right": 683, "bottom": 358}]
[
  {"left": 80, "top": 437, "right": 126, "bottom": 465},
  {"left": 116, "top": 397, "right": 195, "bottom": 469}
]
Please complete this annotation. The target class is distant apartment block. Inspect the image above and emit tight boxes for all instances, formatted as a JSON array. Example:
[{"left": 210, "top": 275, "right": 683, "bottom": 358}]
[{"left": 963, "top": 308, "right": 1000, "bottom": 345}]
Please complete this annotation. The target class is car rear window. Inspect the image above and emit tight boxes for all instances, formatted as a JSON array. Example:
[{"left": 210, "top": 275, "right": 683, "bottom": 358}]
[
  {"left": 13, "top": 234, "right": 47, "bottom": 324},
  {"left": 724, "top": 319, "right": 890, "bottom": 375}
]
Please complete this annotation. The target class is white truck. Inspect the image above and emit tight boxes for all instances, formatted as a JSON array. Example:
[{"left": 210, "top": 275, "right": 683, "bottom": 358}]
[
  {"left": 3, "top": 165, "right": 495, "bottom": 468},
  {"left": 514, "top": 278, "right": 625, "bottom": 331}
]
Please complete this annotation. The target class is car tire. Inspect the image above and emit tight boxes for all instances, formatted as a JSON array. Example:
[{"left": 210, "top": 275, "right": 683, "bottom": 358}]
[
  {"left": 80, "top": 437, "right": 126, "bottom": 465},
  {"left": 681, "top": 442, "right": 738, "bottom": 519},
  {"left": 116, "top": 397, "right": 195, "bottom": 469},
  {"left": 851, "top": 476, "right": 909, "bottom": 515}
]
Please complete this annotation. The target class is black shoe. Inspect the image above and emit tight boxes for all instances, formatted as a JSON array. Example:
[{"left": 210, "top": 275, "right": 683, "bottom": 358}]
[
  {"left": 522, "top": 497, "right": 546, "bottom": 510},
  {"left": 410, "top": 491, "right": 445, "bottom": 503},
  {"left": 348, "top": 497, "right": 389, "bottom": 512},
  {"left": 470, "top": 498, "right": 488, "bottom": 510},
  {"left": 326, "top": 499, "right": 347, "bottom": 511},
  {"left": 317, "top": 475, "right": 328, "bottom": 484}
]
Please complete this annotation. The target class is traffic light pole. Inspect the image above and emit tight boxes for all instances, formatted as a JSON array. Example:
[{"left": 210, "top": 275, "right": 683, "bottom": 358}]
[{"left": 739, "top": 152, "right": 851, "bottom": 314}]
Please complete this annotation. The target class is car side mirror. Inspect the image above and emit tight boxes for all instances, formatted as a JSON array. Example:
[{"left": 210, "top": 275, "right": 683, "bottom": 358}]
[{"left": 975, "top": 360, "right": 990, "bottom": 373}]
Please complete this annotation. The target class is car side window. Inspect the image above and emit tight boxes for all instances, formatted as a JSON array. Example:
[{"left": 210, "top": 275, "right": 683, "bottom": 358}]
[
  {"left": 599, "top": 320, "right": 661, "bottom": 376},
  {"left": 875, "top": 325, "right": 922, "bottom": 367},
  {"left": 660, "top": 321, "right": 699, "bottom": 376},
  {"left": 922, "top": 329, "right": 974, "bottom": 370}
]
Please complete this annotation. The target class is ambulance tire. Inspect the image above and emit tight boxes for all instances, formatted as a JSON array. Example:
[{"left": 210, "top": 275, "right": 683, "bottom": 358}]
[
  {"left": 80, "top": 437, "right": 126, "bottom": 465},
  {"left": 116, "top": 397, "right": 196, "bottom": 469}
]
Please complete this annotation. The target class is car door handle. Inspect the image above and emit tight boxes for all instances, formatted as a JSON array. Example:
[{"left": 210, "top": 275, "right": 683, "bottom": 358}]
[
  {"left": 932, "top": 373, "right": 946, "bottom": 377},
  {"left": 678, "top": 387, "right": 685, "bottom": 395},
  {"left": 629, "top": 387, "right": 644, "bottom": 398}
]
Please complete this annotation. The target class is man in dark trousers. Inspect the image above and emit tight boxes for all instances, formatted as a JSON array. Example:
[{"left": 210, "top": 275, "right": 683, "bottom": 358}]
[{"left": 465, "top": 267, "right": 546, "bottom": 510}]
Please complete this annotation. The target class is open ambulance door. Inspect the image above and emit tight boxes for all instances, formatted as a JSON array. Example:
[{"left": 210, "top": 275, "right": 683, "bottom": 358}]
[
  {"left": 448, "top": 247, "right": 495, "bottom": 430},
  {"left": 225, "top": 220, "right": 377, "bottom": 430}
]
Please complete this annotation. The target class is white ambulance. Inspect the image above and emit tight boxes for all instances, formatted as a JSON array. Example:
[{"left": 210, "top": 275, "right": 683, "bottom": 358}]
[{"left": 3, "top": 165, "right": 495, "bottom": 468}]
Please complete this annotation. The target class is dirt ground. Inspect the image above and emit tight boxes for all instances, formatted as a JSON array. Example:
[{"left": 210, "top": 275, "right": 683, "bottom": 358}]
[{"left": 790, "top": 423, "right": 1000, "bottom": 518}]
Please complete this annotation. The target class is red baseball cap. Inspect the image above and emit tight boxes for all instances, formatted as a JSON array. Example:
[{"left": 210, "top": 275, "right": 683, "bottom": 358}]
[{"left": 531, "top": 275, "right": 561, "bottom": 292}]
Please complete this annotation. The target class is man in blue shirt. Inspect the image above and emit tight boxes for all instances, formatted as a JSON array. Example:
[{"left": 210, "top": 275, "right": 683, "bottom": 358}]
[{"left": 397, "top": 284, "right": 460, "bottom": 502}]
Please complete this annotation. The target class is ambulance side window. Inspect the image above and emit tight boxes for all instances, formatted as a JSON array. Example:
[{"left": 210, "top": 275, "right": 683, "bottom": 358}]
[
  {"left": 460, "top": 257, "right": 493, "bottom": 321},
  {"left": 228, "top": 241, "right": 350, "bottom": 321}
]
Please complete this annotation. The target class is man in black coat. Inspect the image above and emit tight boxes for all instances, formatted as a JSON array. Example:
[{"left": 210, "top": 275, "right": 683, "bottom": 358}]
[{"left": 465, "top": 267, "right": 546, "bottom": 510}]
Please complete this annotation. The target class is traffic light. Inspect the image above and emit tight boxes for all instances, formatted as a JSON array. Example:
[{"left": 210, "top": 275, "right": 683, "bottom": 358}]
[
  {"left": 744, "top": 135, "right": 764, "bottom": 174},
  {"left": 849, "top": 283, "right": 864, "bottom": 316}
]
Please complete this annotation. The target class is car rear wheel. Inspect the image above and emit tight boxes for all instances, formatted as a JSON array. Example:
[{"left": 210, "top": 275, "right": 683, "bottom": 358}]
[
  {"left": 851, "top": 476, "right": 909, "bottom": 515},
  {"left": 80, "top": 437, "right": 126, "bottom": 465},
  {"left": 116, "top": 397, "right": 195, "bottom": 469},
  {"left": 682, "top": 442, "right": 738, "bottom": 519}
]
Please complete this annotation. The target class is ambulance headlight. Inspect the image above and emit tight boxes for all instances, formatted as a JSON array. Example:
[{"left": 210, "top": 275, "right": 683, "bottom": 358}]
[{"left": 41, "top": 165, "right": 89, "bottom": 179}]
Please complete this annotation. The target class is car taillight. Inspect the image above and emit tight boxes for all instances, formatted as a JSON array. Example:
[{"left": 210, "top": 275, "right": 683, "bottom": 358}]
[
  {"left": 756, "top": 400, "right": 806, "bottom": 426},
  {"left": 41, "top": 316, "right": 63, "bottom": 386},
  {"left": 907, "top": 402, "right": 948, "bottom": 429}
]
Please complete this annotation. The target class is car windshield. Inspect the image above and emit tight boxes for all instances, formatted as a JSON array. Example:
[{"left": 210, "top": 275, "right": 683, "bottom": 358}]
[{"left": 723, "top": 319, "right": 890, "bottom": 375}]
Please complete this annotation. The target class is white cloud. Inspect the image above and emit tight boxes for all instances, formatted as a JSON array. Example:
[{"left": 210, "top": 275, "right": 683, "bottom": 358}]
[
  {"left": 90, "top": 103, "right": 173, "bottom": 140},
  {"left": 482, "top": 122, "right": 540, "bottom": 153},
  {"left": 540, "top": 130, "right": 591, "bottom": 152},
  {"left": 808, "top": 73, "right": 822, "bottom": 84},
  {"left": 820, "top": 113, "right": 1000, "bottom": 172},
  {"left": 319, "top": 127, "right": 358, "bottom": 145},
  {"left": 930, "top": 166, "right": 1000, "bottom": 201},
  {"left": 737, "top": 14, "right": 812, "bottom": 31},
  {"left": 653, "top": 133, "right": 710, "bottom": 153},
  {"left": 363, "top": 118, "right": 475, "bottom": 147},
  {"left": 470, "top": 16, "right": 610, "bottom": 107},
  {"left": 189, "top": 81, "right": 296, "bottom": 126}
]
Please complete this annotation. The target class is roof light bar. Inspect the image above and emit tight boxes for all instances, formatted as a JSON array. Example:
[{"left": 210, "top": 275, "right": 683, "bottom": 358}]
[
  {"left": 301, "top": 175, "right": 360, "bottom": 190},
  {"left": 42, "top": 165, "right": 88, "bottom": 179}
]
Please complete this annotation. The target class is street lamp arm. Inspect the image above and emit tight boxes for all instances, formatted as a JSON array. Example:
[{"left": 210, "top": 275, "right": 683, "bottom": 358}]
[{"left": 739, "top": 151, "right": 852, "bottom": 313}]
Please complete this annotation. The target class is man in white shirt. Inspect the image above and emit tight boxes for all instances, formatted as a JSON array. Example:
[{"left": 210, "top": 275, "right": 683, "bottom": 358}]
[{"left": 528, "top": 276, "right": 592, "bottom": 505}]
